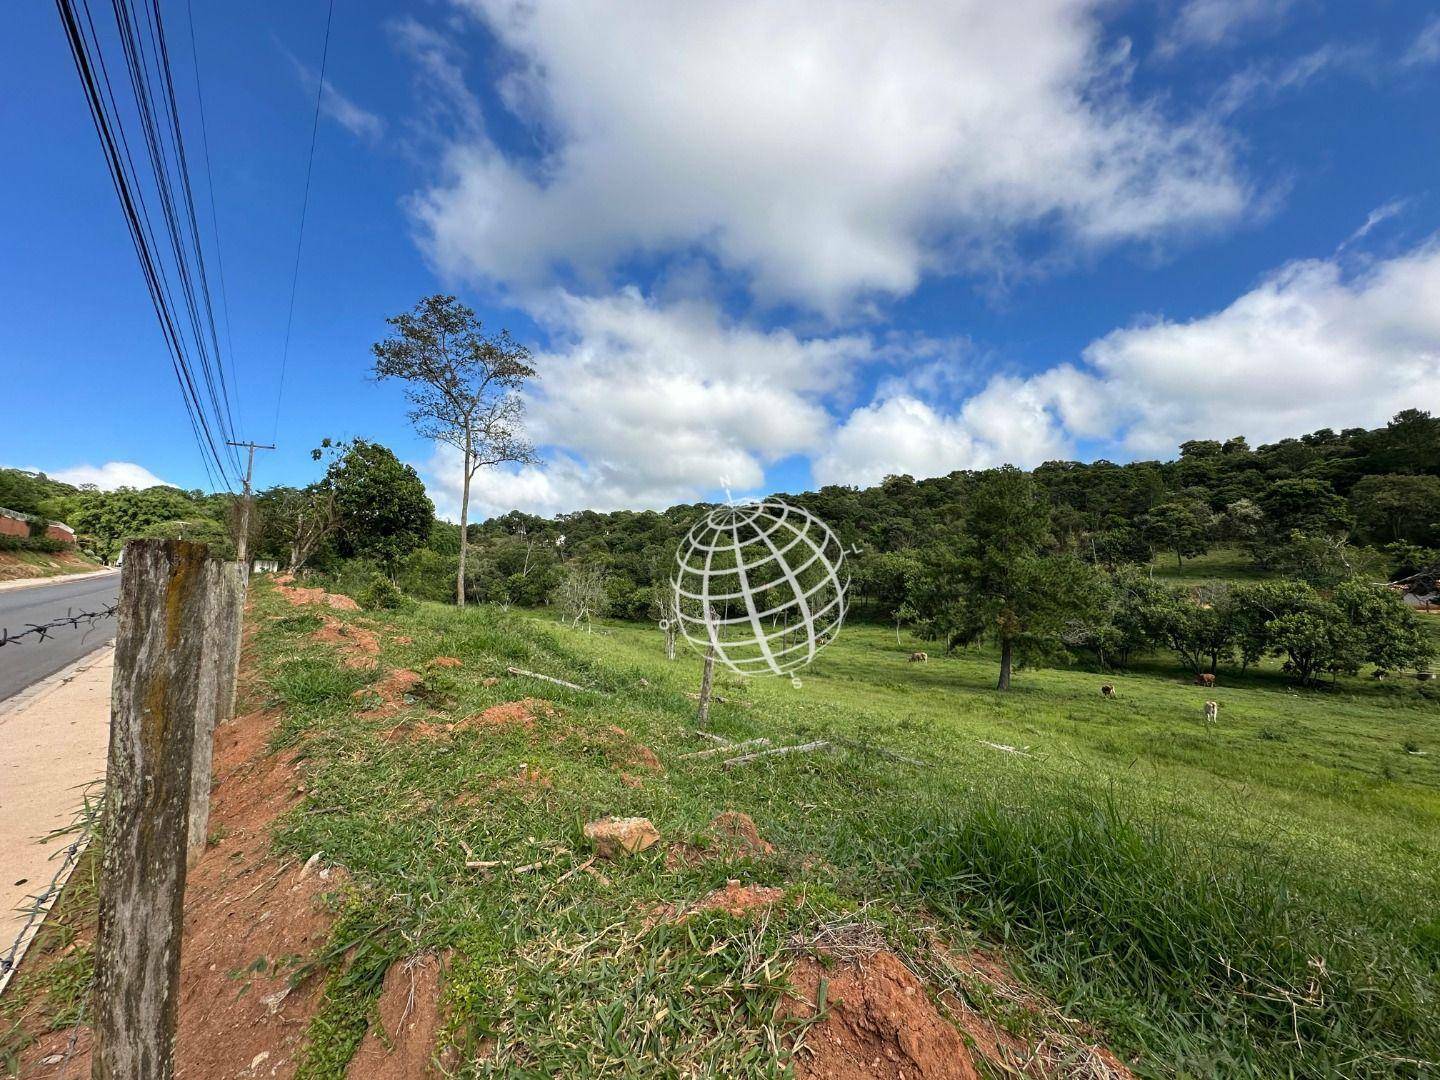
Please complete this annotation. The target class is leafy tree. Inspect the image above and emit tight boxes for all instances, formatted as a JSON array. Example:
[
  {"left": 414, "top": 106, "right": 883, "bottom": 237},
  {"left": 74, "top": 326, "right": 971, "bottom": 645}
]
[
  {"left": 1350, "top": 474, "right": 1440, "bottom": 545},
  {"left": 909, "top": 467, "right": 1099, "bottom": 690},
  {"left": 1142, "top": 499, "right": 1213, "bottom": 568},
  {"left": 325, "top": 440, "right": 434, "bottom": 570},
  {"left": 1259, "top": 478, "right": 1353, "bottom": 539},
  {"left": 72, "top": 486, "right": 203, "bottom": 563},
  {"left": 1331, "top": 579, "right": 1434, "bottom": 673},
  {"left": 373, "top": 295, "right": 538, "bottom": 606},
  {"left": 1230, "top": 578, "right": 1432, "bottom": 685}
]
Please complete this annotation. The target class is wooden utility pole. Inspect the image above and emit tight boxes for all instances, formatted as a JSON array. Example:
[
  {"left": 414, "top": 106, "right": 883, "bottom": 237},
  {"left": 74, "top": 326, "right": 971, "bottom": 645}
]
[
  {"left": 93, "top": 540, "right": 229, "bottom": 1079},
  {"left": 226, "top": 440, "right": 274, "bottom": 572}
]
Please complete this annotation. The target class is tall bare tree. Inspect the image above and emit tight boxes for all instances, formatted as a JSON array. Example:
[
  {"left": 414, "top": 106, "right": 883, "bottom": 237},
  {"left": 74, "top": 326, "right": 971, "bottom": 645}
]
[{"left": 372, "top": 295, "right": 538, "bottom": 606}]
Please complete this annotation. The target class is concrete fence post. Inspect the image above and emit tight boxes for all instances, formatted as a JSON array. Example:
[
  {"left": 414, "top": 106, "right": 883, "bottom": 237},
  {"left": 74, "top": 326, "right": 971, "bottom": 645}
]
[{"left": 92, "top": 539, "right": 226, "bottom": 1080}]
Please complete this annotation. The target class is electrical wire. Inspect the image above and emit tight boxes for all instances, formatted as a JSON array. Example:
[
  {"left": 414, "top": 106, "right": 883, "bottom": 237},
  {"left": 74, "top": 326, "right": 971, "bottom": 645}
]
[
  {"left": 54, "top": 0, "right": 241, "bottom": 490},
  {"left": 272, "top": 0, "right": 335, "bottom": 442}
]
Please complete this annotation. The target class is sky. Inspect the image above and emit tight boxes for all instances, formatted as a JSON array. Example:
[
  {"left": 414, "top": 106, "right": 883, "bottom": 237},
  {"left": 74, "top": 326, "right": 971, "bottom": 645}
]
[{"left": 4, "top": 0, "right": 1439, "bottom": 522}]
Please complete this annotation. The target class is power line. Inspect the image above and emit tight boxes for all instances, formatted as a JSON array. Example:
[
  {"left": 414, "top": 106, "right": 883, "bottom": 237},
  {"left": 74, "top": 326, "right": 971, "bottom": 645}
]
[
  {"left": 273, "top": 0, "right": 336, "bottom": 442},
  {"left": 55, "top": 0, "right": 241, "bottom": 491},
  {"left": 185, "top": 0, "right": 242, "bottom": 437}
]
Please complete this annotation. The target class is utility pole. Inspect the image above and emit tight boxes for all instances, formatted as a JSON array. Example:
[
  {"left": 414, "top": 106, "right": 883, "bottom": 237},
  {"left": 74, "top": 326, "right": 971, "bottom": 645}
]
[{"left": 226, "top": 440, "right": 274, "bottom": 573}]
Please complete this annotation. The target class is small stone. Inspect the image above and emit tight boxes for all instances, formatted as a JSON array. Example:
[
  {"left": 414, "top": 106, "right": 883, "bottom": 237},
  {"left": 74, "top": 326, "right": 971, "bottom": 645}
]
[{"left": 583, "top": 816, "right": 661, "bottom": 858}]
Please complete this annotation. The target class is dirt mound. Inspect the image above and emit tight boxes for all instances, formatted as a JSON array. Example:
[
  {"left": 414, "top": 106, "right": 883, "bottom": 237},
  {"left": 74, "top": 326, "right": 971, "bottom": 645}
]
[
  {"left": 355, "top": 669, "right": 425, "bottom": 721},
  {"left": 465, "top": 698, "right": 555, "bottom": 731},
  {"left": 20, "top": 704, "right": 346, "bottom": 1079},
  {"left": 667, "top": 810, "right": 775, "bottom": 868},
  {"left": 788, "top": 951, "right": 980, "bottom": 1080},
  {"left": 275, "top": 580, "right": 360, "bottom": 611},
  {"left": 345, "top": 953, "right": 451, "bottom": 1079},
  {"left": 430, "top": 656, "right": 462, "bottom": 668},
  {"left": 694, "top": 880, "right": 786, "bottom": 919},
  {"left": 314, "top": 616, "right": 381, "bottom": 670}
]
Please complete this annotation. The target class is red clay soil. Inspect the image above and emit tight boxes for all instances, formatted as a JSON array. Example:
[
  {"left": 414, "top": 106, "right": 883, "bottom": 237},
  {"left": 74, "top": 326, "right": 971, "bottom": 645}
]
[
  {"left": 667, "top": 810, "right": 775, "bottom": 868},
  {"left": 314, "top": 616, "right": 381, "bottom": 670},
  {"left": 788, "top": 952, "right": 981, "bottom": 1080},
  {"left": 344, "top": 953, "right": 451, "bottom": 1079},
  {"left": 465, "top": 698, "right": 554, "bottom": 732},
  {"left": 20, "top": 702, "right": 345, "bottom": 1080},
  {"left": 356, "top": 669, "right": 426, "bottom": 723},
  {"left": 692, "top": 881, "right": 786, "bottom": 919},
  {"left": 274, "top": 579, "right": 361, "bottom": 611},
  {"left": 429, "top": 656, "right": 462, "bottom": 668}
]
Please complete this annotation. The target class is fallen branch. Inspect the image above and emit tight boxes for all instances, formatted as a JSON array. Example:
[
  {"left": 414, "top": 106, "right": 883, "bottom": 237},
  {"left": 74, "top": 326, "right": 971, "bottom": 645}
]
[
  {"left": 980, "top": 741, "right": 1032, "bottom": 757},
  {"left": 693, "top": 731, "right": 732, "bottom": 745},
  {"left": 506, "top": 666, "right": 603, "bottom": 694},
  {"left": 723, "top": 739, "right": 830, "bottom": 768},
  {"left": 681, "top": 737, "right": 771, "bottom": 759},
  {"left": 553, "top": 856, "right": 596, "bottom": 885},
  {"left": 829, "top": 736, "right": 928, "bottom": 767}
]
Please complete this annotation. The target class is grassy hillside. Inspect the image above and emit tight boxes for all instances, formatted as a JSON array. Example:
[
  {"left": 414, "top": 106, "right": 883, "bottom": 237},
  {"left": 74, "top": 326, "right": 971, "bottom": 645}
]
[
  {"left": 253, "top": 587, "right": 1439, "bottom": 1075},
  {"left": 10, "top": 579, "right": 1434, "bottom": 1077}
]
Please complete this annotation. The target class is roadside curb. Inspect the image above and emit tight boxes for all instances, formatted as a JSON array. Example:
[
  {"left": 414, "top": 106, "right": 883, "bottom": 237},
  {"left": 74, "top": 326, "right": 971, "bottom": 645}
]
[{"left": 0, "top": 568, "right": 118, "bottom": 594}]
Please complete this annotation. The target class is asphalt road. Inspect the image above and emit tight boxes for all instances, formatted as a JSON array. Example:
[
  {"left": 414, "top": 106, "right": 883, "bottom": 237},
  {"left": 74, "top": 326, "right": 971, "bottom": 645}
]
[{"left": 0, "top": 573, "right": 120, "bottom": 703}]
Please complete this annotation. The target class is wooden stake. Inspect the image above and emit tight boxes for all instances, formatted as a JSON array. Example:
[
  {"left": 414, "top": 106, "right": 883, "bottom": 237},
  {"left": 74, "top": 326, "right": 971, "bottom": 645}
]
[
  {"left": 696, "top": 644, "right": 716, "bottom": 727},
  {"left": 93, "top": 539, "right": 223, "bottom": 1080}
]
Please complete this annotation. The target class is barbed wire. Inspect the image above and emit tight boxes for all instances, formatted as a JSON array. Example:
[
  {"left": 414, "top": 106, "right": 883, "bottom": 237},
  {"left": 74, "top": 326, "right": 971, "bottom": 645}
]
[{"left": 0, "top": 605, "right": 118, "bottom": 648}]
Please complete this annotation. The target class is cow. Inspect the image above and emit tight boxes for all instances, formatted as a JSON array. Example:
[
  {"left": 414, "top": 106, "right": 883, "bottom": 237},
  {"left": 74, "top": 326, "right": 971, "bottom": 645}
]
[
  {"left": 1101, "top": 684, "right": 1116, "bottom": 699},
  {"left": 1204, "top": 700, "right": 1219, "bottom": 724},
  {"left": 908, "top": 651, "right": 928, "bottom": 663},
  {"left": 1196, "top": 673, "right": 1216, "bottom": 688}
]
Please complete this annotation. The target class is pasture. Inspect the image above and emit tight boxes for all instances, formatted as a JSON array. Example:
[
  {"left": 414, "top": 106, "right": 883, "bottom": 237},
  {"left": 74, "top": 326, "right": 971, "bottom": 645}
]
[{"left": 261, "top": 585, "right": 1439, "bottom": 1076}]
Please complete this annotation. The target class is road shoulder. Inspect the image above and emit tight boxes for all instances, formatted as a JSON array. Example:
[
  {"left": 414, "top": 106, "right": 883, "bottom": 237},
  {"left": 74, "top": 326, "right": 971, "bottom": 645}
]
[
  {"left": 0, "top": 646, "right": 112, "bottom": 994},
  {"left": 0, "top": 568, "right": 118, "bottom": 594}
]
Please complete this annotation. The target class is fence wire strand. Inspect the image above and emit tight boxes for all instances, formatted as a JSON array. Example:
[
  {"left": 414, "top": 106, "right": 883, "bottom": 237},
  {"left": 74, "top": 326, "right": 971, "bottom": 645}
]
[{"left": 0, "top": 605, "right": 118, "bottom": 648}]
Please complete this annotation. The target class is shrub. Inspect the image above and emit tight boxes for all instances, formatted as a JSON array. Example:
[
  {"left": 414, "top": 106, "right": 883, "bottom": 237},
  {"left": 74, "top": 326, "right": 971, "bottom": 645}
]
[
  {"left": 358, "top": 572, "right": 403, "bottom": 611},
  {"left": 0, "top": 534, "right": 66, "bottom": 554}
]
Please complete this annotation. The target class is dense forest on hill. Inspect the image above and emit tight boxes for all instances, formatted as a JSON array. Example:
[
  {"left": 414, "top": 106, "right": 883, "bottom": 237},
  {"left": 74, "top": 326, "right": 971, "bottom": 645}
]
[{"left": 426, "top": 408, "right": 1440, "bottom": 620}]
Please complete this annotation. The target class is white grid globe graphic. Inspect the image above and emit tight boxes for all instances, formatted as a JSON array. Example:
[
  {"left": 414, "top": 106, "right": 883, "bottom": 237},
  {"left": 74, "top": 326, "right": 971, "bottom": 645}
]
[{"left": 671, "top": 499, "right": 849, "bottom": 683}]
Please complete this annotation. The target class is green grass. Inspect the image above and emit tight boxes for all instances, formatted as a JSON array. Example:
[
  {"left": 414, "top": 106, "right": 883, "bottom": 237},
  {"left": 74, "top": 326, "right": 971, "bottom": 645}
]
[
  {"left": 0, "top": 550, "right": 103, "bottom": 582},
  {"left": 236, "top": 584, "right": 1440, "bottom": 1078},
  {"left": 1149, "top": 545, "right": 1269, "bottom": 586}
]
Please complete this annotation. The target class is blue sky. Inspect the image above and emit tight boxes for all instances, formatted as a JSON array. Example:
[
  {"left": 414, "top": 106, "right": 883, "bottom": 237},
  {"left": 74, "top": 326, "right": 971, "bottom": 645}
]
[{"left": 4, "top": 0, "right": 1439, "bottom": 520}]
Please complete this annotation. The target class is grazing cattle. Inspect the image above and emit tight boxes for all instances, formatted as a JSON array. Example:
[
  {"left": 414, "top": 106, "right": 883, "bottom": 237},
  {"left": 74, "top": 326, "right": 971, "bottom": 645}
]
[
  {"left": 1373, "top": 670, "right": 1389, "bottom": 680},
  {"left": 1101, "top": 684, "right": 1116, "bottom": 699},
  {"left": 1204, "top": 700, "right": 1219, "bottom": 724},
  {"left": 1196, "top": 673, "right": 1216, "bottom": 688},
  {"left": 908, "top": 651, "right": 928, "bottom": 663}
]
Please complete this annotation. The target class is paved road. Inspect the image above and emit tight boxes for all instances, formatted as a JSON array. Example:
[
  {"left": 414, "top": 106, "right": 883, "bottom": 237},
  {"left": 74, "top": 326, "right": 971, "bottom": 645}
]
[{"left": 0, "top": 574, "right": 120, "bottom": 703}]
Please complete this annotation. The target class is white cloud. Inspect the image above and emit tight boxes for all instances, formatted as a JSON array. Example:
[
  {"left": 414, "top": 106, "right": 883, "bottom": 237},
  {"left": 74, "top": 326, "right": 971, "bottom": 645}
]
[
  {"left": 410, "top": 0, "right": 1247, "bottom": 315},
  {"left": 1402, "top": 15, "right": 1440, "bottom": 67},
  {"left": 286, "top": 51, "right": 386, "bottom": 142},
  {"left": 435, "top": 239, "right": 1440, "bottom": 512},
  {"left": 813, "top": 366, "right": 1097, "bottom": 485},
  {"left": 422, "top": 289, "right": 887, "bottom": 518},
  {"left": 1079, "top": 239, "right": 1440, "bottom": 453},
  {"left": 1167, "top": 0, "right": 1297, "bottom": 50},
  {"left": 1210, "top": 46, "right": 1362, "bottom": 116},
  {"left": 31, "top": 462, "right": 175, "bottom": 491},
  {"left": 820, "top": 238, "right": 1440, "bottom": 484},
  {"left": 320, "top": 81, "right": 386, "bottom": 142}
]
